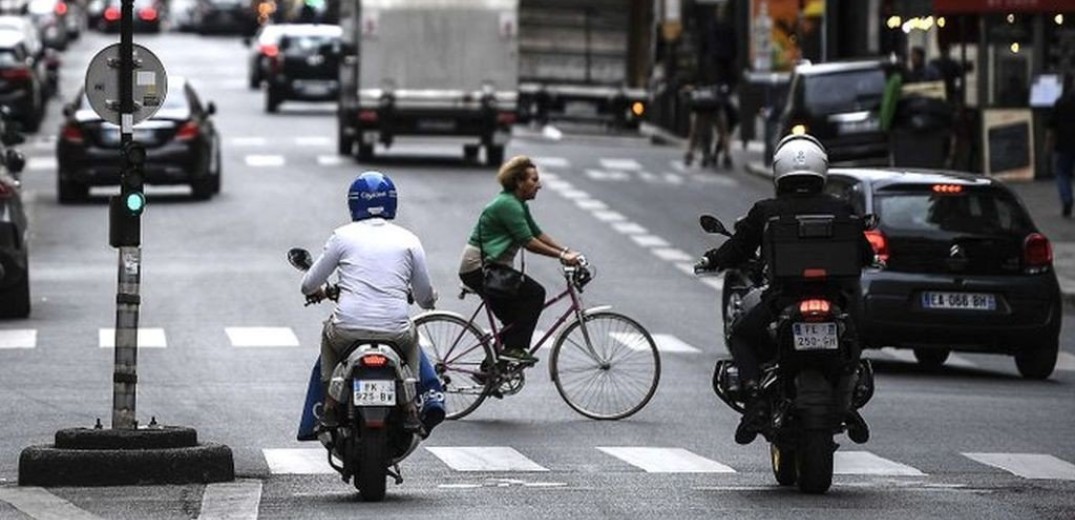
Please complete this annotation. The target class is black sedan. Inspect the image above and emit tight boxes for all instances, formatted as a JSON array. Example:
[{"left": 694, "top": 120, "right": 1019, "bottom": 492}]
[
  {"left": 0, "top": 115, "right": 28, "bottom": 318},
  {"left": 824, "top": 168, "right": 1061, "bottom": 379},
  {"left": 56, "top": 76, "right": 222, "bottom": 202}
]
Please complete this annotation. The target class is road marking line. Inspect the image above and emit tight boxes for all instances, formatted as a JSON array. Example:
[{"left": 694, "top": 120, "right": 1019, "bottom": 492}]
[
  {"left": 963, "top": 453, "right": 1075, "bottom": 480},
  {"left": 585, "top": 169, "right": 630, "bottom": 181},
  {"left": 559, "top": 189, "right": 590, "bottom": 199},
  {"left": 263, "top": 448, "right": 331, "bottom": 474},
  {"left": 670, "top": 160, "right": 687, "bottom": 172},
  {"left": 98, "top": 328, "right": 167, "bottom": 348},
  {"left": 875, "top": 347, "right": 977, "bottom": 369},
  {"left": 427, "top": 447, "right": 548, "bottom": 472},
  {"left": 231, "top": 137, "right": 267, "bottom": 147},
  {"left": 599, "top": 158, "right": 641, "bottom": 170},
  {"left": 575, "top": 199, "right": 608, "bottom": 211},
  {"left": 693, "top": 174, "right": 739, "bottom": 187},
  {"left": 245, "top": 155, "right": 285, "bottom": 167},
  {"left": 0, "top": 329, "right": 35, "bottom": 348},
  {"left": 0, "top": 486, "right": 105, "bottom": 520},
  {"left": 835, "top": 451, "right": 926, "bottom": 476},
  {"left": 545, "top": 180, "right": 574, "bottom": 191},
  {"left": 198, "top": 480, "right": 262, "bottom": 520},
  {"left": 638, "top": 171, "right": 658, "bottom": 182},
  {"left": 597, "top": 447, "right": 735, "bottom": 473},
  {"left": 296, "top": 136, "right": 331, "bottom": 146},
  {"left": 226, "top": 327, "right": 300, "bottom": 347},
  {"left": 650, "top": 334, "right": 702, "bottom": 353},
  {"left": 663, "top": 173, "right": 684, "bottom": 184},
  {"left": 630, "top": 235, "right": 670, "bottom": 248},
  {"left": 651, "top": 248, "right": 693, "bottom": 262},
  {"left": 27, "top": 157, "right": 57, "bottom": 171},
  {"left": 612, "top": 222, "right": 648, "bottom": 235},
  {"left": 317, "top": 155, "right": 343, "bottom": 166},
  {"left": 1057, "top": 352, "right": 1075, "bottom": 371},
  {"left": 592, "top": 210, "right": 627, "bottom": 222},
  {"left": 532, "top": 156, "right": 570, "bottom": 169}
]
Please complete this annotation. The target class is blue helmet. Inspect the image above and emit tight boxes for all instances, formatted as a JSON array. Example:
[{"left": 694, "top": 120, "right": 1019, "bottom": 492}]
[{"left": 347, "top": 171, "right": 397, "bottom": 221}]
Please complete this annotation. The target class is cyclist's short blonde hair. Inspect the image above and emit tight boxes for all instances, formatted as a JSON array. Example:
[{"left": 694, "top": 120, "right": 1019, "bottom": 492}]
[{"left": 497, "top": 155, "right": 536, "bottom": 191}]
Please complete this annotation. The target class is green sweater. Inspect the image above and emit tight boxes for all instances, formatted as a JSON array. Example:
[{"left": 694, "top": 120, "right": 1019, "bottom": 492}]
[{"left": 468, "top": 191, "right": 543, "bottom": 262}]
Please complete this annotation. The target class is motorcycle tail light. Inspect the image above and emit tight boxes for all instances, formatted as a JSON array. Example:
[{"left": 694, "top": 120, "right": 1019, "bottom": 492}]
[
  {"left": 175, "top": 121, "right": 199, "bottom": 140},
  {"left": 1024, "top": 233, "right": 1052, "bottom": 272},
  {"left": 865, "top": 229, "right": 889, "bottom": 264},
  {"left": 799, "top": 299, "right": 832, "bottom": 321},
  {"left": 361, "top": 354, "right": 388, "bottom": 367},
  {"left": 61, "top": 123, "right": 83, "bottom": 143}
]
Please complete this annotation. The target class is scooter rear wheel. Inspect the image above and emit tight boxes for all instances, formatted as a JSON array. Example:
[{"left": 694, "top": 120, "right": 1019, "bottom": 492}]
[{"left": 355, "top": 426, "right": 388, "bottom": 502}]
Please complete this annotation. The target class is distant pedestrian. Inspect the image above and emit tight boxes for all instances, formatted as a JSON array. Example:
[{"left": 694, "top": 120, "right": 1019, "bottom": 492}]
[
  {"left": 905, "top": 47, "right": 940, "bottom": 83},
  {"left": 1045, "top": 74, "right": 1075, "bottom": 217}
]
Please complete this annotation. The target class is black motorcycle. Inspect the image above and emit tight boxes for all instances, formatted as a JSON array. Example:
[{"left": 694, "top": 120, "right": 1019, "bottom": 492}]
[{"left": 695, "top": 214, "right": 875, "bottom": 494}]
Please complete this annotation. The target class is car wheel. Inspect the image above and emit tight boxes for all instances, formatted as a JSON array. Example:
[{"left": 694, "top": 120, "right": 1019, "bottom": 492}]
[
  {"left": 337, "top": 126, "right": 354, "bottom": 156},
  {"left": 485, "top": 145, "right": 504, "bottom": 166},
  {"left": 265, "top": 89, "right": 281, "bottom": 113},
  {"left": 357, "top": 143, "right": 374, "bottom": 162},
  {"left": 0, "top": 269, "right": 30, "bottom": 318},
  {"left": 912, "top": 348, "right": 949, "bottom": 369},
  {"left": 1015, "top": 340, "right": 1058, "bottom": 380},
  {"left": 57, "top": 176, "right": 88, "bottom": 204}
]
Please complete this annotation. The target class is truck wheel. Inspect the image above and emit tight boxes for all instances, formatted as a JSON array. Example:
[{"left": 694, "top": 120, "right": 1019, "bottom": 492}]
[{"left": 485, "top": 145, "right": 504, "bottom": 166}]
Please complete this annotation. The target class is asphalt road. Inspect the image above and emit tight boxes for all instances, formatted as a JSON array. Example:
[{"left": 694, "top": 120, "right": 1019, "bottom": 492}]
[{"left": 0, "top": 30, "right": 1072, "bottom": 520}]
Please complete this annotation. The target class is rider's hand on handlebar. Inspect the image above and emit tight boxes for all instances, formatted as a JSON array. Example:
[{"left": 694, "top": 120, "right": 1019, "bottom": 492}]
[
  {"left": 560, "top": 250, "right": 584, "bottom": 266},
  {"left": 693, "top": 256, "right": 716, "bottom": 274}
]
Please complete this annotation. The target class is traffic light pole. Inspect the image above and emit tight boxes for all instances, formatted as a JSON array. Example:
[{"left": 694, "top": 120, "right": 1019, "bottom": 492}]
[{"left": 111, "top": 0, "right": 140, "bottom": 430}]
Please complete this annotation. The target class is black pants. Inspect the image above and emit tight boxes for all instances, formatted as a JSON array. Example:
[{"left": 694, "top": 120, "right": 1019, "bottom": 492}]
[
  {"left": 727, "top": 300, "right": 776, "bottom": 384},
  {"left": 460, "top": 269, "right": 546, "bottom": 351}
]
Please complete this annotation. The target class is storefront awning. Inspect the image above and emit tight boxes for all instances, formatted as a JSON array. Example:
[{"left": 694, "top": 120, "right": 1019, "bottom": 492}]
[{"left": 934, "top": 0, "right": 1073, "bottom": 14}]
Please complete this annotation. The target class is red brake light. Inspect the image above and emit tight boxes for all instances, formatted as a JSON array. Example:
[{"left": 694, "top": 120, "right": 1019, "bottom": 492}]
[
  {"left": 932, "top": 184, "right": 963, "bottom": 194},
  {"left": 361, "top": 354, "right": 388, "bottom": 367},
  {"left": 104, "top": 6, "right": 120, "bottom": 21},
  {"left": 799, "top": 299, "right": 832, "bottom": 321},
  {"left": 1024, "top": 233, "right": 1052, "bottom": 270},
  {"left": 865, "top": 229, "right": 889, "bottom": 264},
  {"left": 138, "top": 7, "right": 158, "bottom": 21},
  {"left": 61, "top": 123, "right": 83, "bottom": 143},
  {"left": 0, "top": 67, "right": 31, "bottom": 81},
  {"left": 0, "top": 181, "right": 13, "bottom": 199},
  {"left": 175, "top": 121, "right": 199, "bottom": 140},
  {"left": 54, "top": 2, "right": 68, "bottom": 15},
  {"left": 802, "top": 268, "right": 827, "bottom": 279},
  {"left": 358, "top": 110, "right": 378, "bottom": 122},
  {"left": 260, "top": 44, "right": 279, "bottom": 58},
  {"left": 497, "top": 111, "right": 517, "bottom": 125}
]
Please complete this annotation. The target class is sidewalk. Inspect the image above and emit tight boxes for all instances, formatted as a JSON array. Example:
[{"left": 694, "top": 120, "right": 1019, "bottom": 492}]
[{"left": 640, "top": 124, "right": 1075, "bottom": 308}]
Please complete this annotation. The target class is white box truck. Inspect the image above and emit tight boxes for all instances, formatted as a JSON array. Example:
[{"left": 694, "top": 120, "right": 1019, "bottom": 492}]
[{"left": 336, "top": 0, "right": 519, "bottom": 165}]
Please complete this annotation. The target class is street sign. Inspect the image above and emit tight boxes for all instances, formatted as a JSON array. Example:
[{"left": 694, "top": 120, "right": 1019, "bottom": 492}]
[{"left": 85, "top": 43, "right": 168, "bottom": 126}]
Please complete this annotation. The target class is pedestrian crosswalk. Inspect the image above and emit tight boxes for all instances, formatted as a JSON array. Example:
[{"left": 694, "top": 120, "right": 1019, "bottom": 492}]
[{"left": 261, "top": 446, "right": 1075, "bottom": 481}]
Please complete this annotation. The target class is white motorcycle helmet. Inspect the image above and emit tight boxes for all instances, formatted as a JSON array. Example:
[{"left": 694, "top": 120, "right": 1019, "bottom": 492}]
[{"left": 772, "top": 133, "right": 829, "bottom": 195}]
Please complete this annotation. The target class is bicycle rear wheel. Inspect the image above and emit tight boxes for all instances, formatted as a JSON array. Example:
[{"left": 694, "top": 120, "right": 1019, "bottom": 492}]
[
  {"left": 414, "top": 311, "right": 493, "bottom": 420},
  {"left": 550, "top": 311, "right": 660, "bottom": 420}
]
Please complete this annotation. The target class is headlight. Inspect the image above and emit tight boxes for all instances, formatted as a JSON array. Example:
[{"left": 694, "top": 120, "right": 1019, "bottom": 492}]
[{"left": 791, "top": 124, "right": 808, "bottom": 135}]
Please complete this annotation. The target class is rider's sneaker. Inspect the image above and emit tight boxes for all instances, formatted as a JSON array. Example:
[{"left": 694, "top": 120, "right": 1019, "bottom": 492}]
[
  {"left": 470, "top": 358, "right": 493, "bottom": 385},
  {"left": 500, "top": 348, "right": 538, "bottom": 365},
  {"left": 317, "top": 406, "right": 339, "bottom": 430},
  {"left": 734, "top": 391, "right": 767, "bottom": 445}
]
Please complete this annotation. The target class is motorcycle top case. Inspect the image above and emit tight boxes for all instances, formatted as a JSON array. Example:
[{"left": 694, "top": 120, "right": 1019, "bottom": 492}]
[{"left": 763, "top": 214, "right": 863, "bottom": 282}]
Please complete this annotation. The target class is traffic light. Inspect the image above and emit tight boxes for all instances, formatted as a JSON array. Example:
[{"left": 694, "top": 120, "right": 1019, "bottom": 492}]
[{"left": 109, "top": 142, "right": 146, "bottom": 247}]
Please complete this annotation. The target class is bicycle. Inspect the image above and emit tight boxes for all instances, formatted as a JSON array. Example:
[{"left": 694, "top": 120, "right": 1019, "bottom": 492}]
[{"left": 414, "top": 259, "right": 661, "bottom": 421}]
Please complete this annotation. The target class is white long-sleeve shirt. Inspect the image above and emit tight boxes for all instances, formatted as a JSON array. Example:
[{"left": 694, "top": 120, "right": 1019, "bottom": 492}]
[{"left": 301, "top": 218, "right": 435, "bottom": 332}]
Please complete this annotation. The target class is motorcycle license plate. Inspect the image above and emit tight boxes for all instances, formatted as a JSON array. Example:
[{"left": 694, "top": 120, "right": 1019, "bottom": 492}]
[
  {"left": 792, "top": 322, "right": 838, "bottom": 351},
  {"left": 353, "top": 379, "right": 396, "bottom": 406}
]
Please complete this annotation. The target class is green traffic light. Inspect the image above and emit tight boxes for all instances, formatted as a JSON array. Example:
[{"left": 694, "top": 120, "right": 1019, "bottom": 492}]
[{"left": 125, "top": 192, "right": 145, "bottom": 213}]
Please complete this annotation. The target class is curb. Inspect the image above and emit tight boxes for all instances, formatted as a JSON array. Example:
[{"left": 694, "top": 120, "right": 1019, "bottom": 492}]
[{"left": 639, "top": 122, "right": 687, "bottom": 147}]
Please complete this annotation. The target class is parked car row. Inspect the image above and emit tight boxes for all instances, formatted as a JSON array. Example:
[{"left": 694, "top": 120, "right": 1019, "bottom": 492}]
[{"left": 0, "top": 109, "right": 28, "bottom": 319}]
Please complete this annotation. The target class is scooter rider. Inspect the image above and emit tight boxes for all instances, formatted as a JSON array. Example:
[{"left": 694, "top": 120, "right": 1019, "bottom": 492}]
[
  {"left": 302, "top": 171, "right": 437, "bottom": 434},
  {"left": 699, "top": 134, "right": 874, "bottom": 444}
]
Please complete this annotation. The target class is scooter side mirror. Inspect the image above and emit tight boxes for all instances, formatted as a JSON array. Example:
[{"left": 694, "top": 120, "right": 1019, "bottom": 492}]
[
  {"left": 287, "top": 248, "right": 313, "bottom": 271},
  {"left": 700, "top": 214, "right": 731, "bottom": 236}
]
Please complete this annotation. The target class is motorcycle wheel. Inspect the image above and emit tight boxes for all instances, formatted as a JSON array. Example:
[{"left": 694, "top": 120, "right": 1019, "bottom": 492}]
[
  {"left": 770, "top": 443, "right": 797, "bottom": 486},
  {"left": 354, "top": 426, "right": 388, "bottom": 502},
  {"left": 795, "top": 430, "right": 834, "bottom": 494}
]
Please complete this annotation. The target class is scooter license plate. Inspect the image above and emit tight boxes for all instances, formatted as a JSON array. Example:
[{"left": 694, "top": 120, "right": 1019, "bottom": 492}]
[
  {"left": 792, "top": 322, "right": 838, "bottom": 351},
  {"left": 353, "top": 379, "right": 396, "bottom": 406}
]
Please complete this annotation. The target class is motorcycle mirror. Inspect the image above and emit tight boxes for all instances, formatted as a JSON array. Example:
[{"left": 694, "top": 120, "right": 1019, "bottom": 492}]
[
  {"left": 287, "top": 248, "right": 313, "bottom": 271},
  {"left": 863, "top": 213, "right": 880, "bottom": 231},
  {"left": 699, "top": 215, "right": 731, "bottom": 236}
]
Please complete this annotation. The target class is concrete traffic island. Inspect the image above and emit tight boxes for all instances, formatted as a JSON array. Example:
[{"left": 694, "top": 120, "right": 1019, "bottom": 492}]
[{"left": 18, "top": 424, "right": 234, "bottom": 487}]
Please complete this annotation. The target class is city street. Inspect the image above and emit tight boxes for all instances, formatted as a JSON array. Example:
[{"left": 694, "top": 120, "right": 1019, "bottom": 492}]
[{"left": 0, "top": 30, "right": 1073, "bottom": 519}]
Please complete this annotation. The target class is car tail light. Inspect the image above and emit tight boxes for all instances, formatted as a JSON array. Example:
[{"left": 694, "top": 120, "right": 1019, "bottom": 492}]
[
  {"left": 798, "top": 298, "right": 832, "bottom": 322},
  {"left": 138, "top": 7, "right": 158, "bottom": 21},
  {"left": 260, "top": 44, "right": 279, "bottom": 58},
  {"left": 175, "top": 121, "right": 199, "bottom": 140},
  {"left": 932, "top": 184, "right": 963, "bottom": 194},
  {"left": 865, "top": 229, "right": 889, "bottom": 264},
  {"left": 0, "top": 181, "right": 13, "bottom": 199},
  {"left": 54, "top": 1, "right": 68, "bottom": 15},
  {"left": 61, "top": 123, "right": 83, "bottom": 143},
  {"left": 1024, "top": 233, "right": 1052, "bottom": 272},
  {"left": 496, "top": 111, "right": 516, "bottom": 125},
  {"left": 358, "top": 110, "right": 378, "bottom": 122},
  {"left": 0, "top": 67, "right": 32, "bottom": 81},
  {"left": 360, "top": 354, "right": 388, "bottom": 367},
  {"left": 104, "top": 6, "right": 120, "bottom": 21}
]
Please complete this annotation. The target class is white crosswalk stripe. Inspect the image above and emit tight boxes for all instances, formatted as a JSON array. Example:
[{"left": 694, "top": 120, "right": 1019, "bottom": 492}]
[
  {"left": 27, "top": 156, "right": 57, "bottom": 171},
  {"left": 834, "top": 451, "right": 926, "bottom": 476},
  {"left": 598, "top": 447, "right": 735, "bottom": 473},
  {"left": 98, "top": 328, "right": 167, "bottom": 348},
  {"left": 599, "top": 158, "right": 641, "bottom": 170},
  {"left": 245, "top": 155, "right": 285, "bottom": 167},
  {"left": 575, "top": 198, "right": 608, "bottom": 211},
  {"left": 317, "top": 155, "right": 344, "bottom": 166},
  {"left": 532, "top": 156, "right": 570, "bottom": 169},
  {"left": 612, "top": 222, "right": 648, "bottom": 235},
  {"left": 0, "top": 486, "right": 104, "bottom": 520},
  {"left": 0, "top": 329, "right": 36, "bottom": 348},
  {"left": 1057, "top": 352, "right": 1075, "bottom": 371},
  {"left": 225, "top": 327, "right": 300, "bottom": 347},
  {"left": 651, "top": 248, "right": 693, "bottom": 262},
  {"left": 231, "top": 137, "right": 267, "bottom": 147},
  {"left": 427, "top": 447, "right": 549, "bottom": 472},
  {"left": 650, "top": 334, "right": 702, "bottom": 353},
  {"left": 963, "top": 453, "right": 1075, "bottom": 480},
  {"left": 586, "top": 169, "right": 631, "bottom": 181},
  {"left": 295, "top": 136, "right": 331, "bottom": 147},
  {"left": 872, "top": 347, "right": 976, "bottom": 369},
  {"left": 592, "top": 210, "right": 627, "bottom": 222},
  {"left": 630, "top": 235, "right": 670, "bottom": 248},
  {"left": 198, "top": 480, "right": 262, "bottom": 520},
  {"left": 263, "top": 449, "right": 330, "bottom": 474}
]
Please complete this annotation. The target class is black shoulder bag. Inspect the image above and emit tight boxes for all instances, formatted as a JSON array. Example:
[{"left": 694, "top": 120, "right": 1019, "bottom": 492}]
[{"left": 479, "top": 216, "right": 525, "bottom": 299}]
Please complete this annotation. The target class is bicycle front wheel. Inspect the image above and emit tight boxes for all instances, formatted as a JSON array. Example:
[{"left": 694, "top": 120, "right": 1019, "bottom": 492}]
[
  {"left": 550, "top": 311, "right": 660, "bottom": 420},
  {"left": 414, "top": 311, "right": 493, "bottom": 420}
]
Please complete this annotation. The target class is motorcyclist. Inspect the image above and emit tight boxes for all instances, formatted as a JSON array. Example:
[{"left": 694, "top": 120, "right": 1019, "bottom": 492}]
[
  {"left": 699, "top": 133, "right": 874, "bottom": 445},
  {"left": 301, "top": 171, "right": 438, "bottom": 435}
]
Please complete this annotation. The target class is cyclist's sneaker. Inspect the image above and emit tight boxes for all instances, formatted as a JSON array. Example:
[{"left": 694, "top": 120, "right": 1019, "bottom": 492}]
[
  {"left": 500, "top": 348, "right": 538, "bottom": 365},
  {"left": 470, "top": 358, "right": 493, "bottom": 385}
]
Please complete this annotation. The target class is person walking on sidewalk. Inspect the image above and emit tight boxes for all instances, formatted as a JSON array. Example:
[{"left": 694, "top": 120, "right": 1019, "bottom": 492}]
[{"left": 1045, "top": 73, "right": 1075, "bottom": 218}]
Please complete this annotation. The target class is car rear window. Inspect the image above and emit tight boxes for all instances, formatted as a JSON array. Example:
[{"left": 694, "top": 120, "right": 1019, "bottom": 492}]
[
  {"left": 875, "top": 186, "right": 1033, "bottom": 236},
  {"left": 803, "top": 69, "right": 886, "bottom": 114}
]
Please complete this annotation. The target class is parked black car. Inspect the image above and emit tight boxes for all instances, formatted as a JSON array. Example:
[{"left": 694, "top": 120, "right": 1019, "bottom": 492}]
[
  {"left": 192, "top": 0, "right": 254, "bottom": 35},
  {"left": 0, "top": 112, "right": 28, "bottom": 318},
  {"left": 57, "top": 76, "right": 222, "bottom": 202},
  {"left": 264, "top": 24, "right": 341, "bottom": 113},
  {"left": 774, "top": 60, "right": 890, "bottom": 164},
  {"left": 0, "top": 30, "right": 45, "bottom": 132},
  {"left": 824, "top": 168, "right": 1062, "bottom": 379}
]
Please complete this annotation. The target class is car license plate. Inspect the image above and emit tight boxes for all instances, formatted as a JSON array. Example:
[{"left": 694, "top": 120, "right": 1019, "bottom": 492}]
[
  {"left": 416, "top": 119, "right": 456, "bottom": 131},
  {"left": 792, "top": 322, "right": 838, "bottom": 351},
  {"left": 101, "top": 128, "right": 153, "bottom": 144},
  {"left": 921, "top": 291, "right": 996, "bottom": 311},
  {"left": 564, "top": 100, "right": 599, "bottom": 116},
  {"left": 353, "top": 379, "right": 396, "bottom": 406},
  {"left": 837, "top": 119, "right": 880, "bottom": 135}
]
